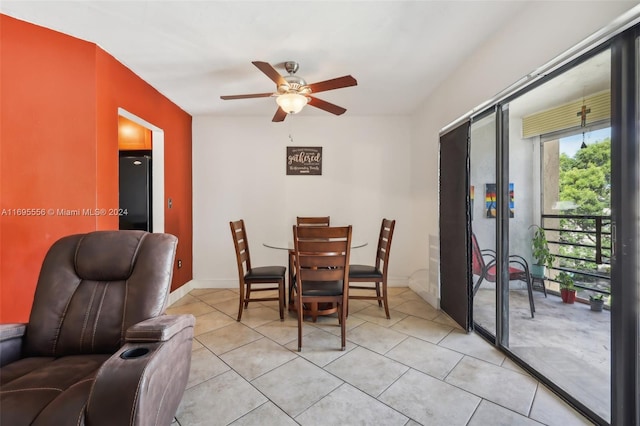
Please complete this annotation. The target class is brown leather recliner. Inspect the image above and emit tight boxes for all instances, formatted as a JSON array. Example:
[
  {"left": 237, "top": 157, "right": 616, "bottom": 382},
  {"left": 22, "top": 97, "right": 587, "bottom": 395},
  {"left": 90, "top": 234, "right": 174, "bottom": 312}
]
[{"left": 0, "top": 230, "right": 195, "bottom": 426}]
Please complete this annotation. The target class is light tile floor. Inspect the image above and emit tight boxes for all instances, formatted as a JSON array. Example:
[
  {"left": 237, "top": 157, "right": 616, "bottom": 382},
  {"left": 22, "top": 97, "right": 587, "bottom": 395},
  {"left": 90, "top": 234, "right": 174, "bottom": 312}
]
[{"left": 168, "top": 287, "right": 594, "bottom": 425}]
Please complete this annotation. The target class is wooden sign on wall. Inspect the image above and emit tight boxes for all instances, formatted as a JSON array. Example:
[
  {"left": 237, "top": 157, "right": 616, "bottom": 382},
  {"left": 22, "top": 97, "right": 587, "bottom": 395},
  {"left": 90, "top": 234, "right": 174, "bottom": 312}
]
[{"left": 286, "top": 146, "right": 322, "bottom": 175}]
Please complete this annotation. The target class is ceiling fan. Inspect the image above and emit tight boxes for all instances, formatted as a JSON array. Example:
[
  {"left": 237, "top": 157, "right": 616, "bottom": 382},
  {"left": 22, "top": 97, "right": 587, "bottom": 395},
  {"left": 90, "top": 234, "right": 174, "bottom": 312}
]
[{"left": 220, "top": 61, "right": 357, "bottom": 122}]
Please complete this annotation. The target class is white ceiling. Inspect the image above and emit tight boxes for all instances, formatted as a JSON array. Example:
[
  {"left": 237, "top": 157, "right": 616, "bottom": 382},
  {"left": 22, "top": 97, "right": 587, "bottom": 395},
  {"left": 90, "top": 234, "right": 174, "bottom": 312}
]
[
  {"left": 0, "top": 0, "right": 533, "bottom": 118},
  {"left": 510, "top": 49, "right": 611, "bottom": 119}
]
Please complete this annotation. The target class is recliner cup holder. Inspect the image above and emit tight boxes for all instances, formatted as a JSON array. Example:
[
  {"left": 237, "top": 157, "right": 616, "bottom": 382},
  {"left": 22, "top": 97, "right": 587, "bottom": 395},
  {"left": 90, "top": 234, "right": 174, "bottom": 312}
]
[{"left": 120, "top": 347, "right": 149, "bottom": 359}]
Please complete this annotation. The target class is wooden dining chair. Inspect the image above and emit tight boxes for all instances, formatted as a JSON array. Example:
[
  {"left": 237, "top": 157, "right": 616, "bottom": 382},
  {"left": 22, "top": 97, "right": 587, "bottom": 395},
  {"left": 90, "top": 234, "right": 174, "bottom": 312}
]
[
  {"left": 293, "top": 225, "right": 352, "bottom": 351},
  {"left": 290, "top": 216, "right": 330, "bottom": 307},
  {"left": 230, "top": 219, "right": 286, "bottom": 321},
  {"left": 348, "top": 218, "right": 396, "bottom": 319},
  {"left": 471, "top": 232, "right": 535, "bottom": 318},
  {"left": 296, "top": 216, "right": 330, "bottom": 227}
]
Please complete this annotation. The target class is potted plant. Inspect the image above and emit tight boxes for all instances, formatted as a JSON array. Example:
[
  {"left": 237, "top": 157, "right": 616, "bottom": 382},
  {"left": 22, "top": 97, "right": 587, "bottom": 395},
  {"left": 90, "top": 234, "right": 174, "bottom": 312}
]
[
  {"left": 530, "top": 225, "right": 555, "bottom": 278},
  {"left": 589, "top": 294, "right": 605, "bottom": 312},
  {"left": 557, "top": 271, "right": 577, "bottom": 304}
]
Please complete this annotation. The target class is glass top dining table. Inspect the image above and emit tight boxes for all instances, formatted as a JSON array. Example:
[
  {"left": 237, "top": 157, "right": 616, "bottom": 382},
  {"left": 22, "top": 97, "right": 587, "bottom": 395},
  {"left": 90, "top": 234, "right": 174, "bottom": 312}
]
[
  {"left": 263, "top": 240, "right": 368, "bottom": 316},
  {"left": 262, "top": 241, "right": 368, "bottom": 250}
]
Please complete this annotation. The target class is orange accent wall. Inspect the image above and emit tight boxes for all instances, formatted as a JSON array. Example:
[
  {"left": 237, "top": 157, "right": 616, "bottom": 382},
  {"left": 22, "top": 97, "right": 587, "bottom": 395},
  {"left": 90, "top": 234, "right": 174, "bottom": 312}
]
[
  {"left": 0, "top": 15, "right": 193, "bottom": 322},
  {"left": 118, "top": 115, "right": 152, "bottom": 150}
]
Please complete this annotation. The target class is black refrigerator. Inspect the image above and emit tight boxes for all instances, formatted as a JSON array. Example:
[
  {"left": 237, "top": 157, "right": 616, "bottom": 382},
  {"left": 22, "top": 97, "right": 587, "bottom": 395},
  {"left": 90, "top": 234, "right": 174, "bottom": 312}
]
[{"left": 119, "top": 154, "right": 152, "bottom": 231}]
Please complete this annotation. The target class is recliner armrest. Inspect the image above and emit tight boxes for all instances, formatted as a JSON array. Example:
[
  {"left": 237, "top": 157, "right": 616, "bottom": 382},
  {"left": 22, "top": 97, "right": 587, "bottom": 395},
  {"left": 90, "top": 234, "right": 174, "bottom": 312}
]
[
  {"left": 125, "top": 314, "right": 195, "bottom": 343},
  {"left": 86, "top": 314, "right": 195, "bottom": 426},
  {"left": 0, "top": 323, "right": 26, "bottom": 366}
]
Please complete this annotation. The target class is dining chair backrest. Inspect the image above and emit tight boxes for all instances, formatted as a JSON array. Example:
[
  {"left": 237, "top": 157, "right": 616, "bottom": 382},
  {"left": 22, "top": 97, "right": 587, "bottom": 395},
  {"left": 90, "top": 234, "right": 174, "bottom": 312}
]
[
  {"left": 230, "top": 219, "right": 252, "bottom": 274},
  {"left": 374, "top": 218, "right": 396, "bottom": 273},
  {"left": 294, "top": 225, "right": 351, "bottom": 280},
  {"left": 348, "top": 218, "right": 395, "bottom": 319},
  {"left": 289, "top": 216, "right": 329, "bottom": 311},
  {"left": 230, "top": 219, "right": 286, "bottom": 321},
  {"left": 296, "top": 216, "right": 330, "bottom": 227},
  {"left": 293, "top": 224, "right": 352, "bottom": 350}
]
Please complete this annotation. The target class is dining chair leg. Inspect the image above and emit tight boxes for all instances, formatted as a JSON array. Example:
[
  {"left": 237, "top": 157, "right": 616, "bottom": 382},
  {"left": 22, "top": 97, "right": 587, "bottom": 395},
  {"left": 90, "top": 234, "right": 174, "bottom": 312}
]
[
  {"left": 244, "top": 283, "right": 251, "bottom": 308},
  {"left": 279, "top": 279, "right": 285, "bottom": 321},
  {"left": 345, "top": 293, "right": 349, "bottom": 318},
  {"left": 376, "top": 283, "right": 382, "bottom": 307},
  {"left": 288, "top": 280, "right": 296, "bottom": 312},
  {"left": 382, "top": 282, "right": 390, "bottom": 319},
  {"left": 288, "top": 251, "right": 295, "bottom": 308},
  {"left": 237, "top": 283, "right": 245, "bottom": 322},
  {"left": 297, "top": 298, "right": 303, "bottom": 352},
  {"left": 339, "top": 303, "right": 346, "bottom": 351}
]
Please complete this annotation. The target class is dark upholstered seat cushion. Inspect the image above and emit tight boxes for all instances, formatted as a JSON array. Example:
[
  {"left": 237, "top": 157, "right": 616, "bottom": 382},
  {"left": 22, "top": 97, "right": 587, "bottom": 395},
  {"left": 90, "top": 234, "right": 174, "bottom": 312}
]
[
  {"left": 0, "top": 356, "right": 55, "bottom": 386},
  {"left": 301, "top": 280, "right": 344, "bottom": 297},
  {"left": 0, "top": 354, "right": 110, "bottom": 425},
  {"left": 245, "top": 266, "right": 286, "bottom": 281},
  {"left": 349, "top": 264, "right": 383, "bottom": 279}
]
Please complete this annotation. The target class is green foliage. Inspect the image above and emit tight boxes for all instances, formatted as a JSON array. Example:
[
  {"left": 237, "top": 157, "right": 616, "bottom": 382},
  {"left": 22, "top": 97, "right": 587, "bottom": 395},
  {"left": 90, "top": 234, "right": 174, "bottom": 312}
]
[
  {"left": 557, "top": 271, "right": 575, "bottom": 290},
  {"left": 530, "top": 225, "right": 554, "bottom": 269},
  {"left": 557, "top": 138, "right": 612, "bottom": 276},
  {"left": 559, "top": 138, "right": 610, "bottom": 216},
  {"left": 590, "top": 293, "right": 604, "bottom": 301}
]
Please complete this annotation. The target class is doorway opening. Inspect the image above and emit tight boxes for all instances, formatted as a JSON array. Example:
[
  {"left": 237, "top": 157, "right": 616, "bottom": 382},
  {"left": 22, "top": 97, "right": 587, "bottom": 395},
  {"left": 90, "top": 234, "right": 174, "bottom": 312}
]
[{"left": 117, "top": 108, "right": 165, "bottom": 233}]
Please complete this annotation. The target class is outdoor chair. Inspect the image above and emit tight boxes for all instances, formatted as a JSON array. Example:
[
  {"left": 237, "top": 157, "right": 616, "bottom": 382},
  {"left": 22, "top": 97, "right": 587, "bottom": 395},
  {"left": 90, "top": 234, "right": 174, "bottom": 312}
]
[{"left": 471, "top": 232, "right": 535, "bottom": 318}]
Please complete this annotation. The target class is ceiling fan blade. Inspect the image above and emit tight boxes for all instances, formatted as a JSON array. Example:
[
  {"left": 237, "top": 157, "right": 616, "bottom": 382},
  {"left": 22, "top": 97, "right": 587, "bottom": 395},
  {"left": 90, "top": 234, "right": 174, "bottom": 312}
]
[
  {"left": 272, "top": 107, "right": 287, "bottom": 122},
  {"left": 308, "top": 96, "right": 347, "bottom": 115},
  {"left": 252, "top": 61, "right": 286, "bottom": 86},
  {"left": 220, "top": 92, "right": 273, "bottom": 100},
  {"left": 308, "top": 75, "right": 357, "bottom": 94}
]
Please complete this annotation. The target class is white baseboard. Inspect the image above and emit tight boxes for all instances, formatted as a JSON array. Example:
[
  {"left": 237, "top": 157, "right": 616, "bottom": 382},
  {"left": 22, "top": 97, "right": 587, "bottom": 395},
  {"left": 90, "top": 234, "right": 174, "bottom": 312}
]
[
  {"left": 168, "top": 280, "right": 195, "bottom": 305},
  {"left": 407, "top": 268, "right": 440, "bottom": 309},
  {"left": 169, "top": 277, "right": 439, "bottom": 308},
  {"left": 168, "top": 279, "right": 238, "bottom": 305}
]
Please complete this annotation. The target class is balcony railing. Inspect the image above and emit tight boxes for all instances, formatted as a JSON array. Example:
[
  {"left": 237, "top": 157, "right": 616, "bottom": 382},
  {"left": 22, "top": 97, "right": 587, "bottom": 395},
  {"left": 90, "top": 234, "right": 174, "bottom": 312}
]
[{"left": 541, "top": 214, "right": 611, "bottom": 297}]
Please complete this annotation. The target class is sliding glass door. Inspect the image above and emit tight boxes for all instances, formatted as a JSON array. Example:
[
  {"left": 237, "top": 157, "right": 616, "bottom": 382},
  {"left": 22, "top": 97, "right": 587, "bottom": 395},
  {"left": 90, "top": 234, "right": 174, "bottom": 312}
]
[
  {"left": 470, "top": 45, "right": 618, "bottom": 423},
  {"left": 458, "top": 19, "right": 640, "bottom": 424},
  {"left": 470, "top": 112, "right": 497, "bottom": 337},
  {"left": 506, "top": 48, "right": 612, "bottom": 423}
]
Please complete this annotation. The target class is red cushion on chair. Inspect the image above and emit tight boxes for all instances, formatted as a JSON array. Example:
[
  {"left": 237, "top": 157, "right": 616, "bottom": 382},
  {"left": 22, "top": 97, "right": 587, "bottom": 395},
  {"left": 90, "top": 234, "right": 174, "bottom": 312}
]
[{"left": 485, "top": 265, "right": 527, "bottom": 282}]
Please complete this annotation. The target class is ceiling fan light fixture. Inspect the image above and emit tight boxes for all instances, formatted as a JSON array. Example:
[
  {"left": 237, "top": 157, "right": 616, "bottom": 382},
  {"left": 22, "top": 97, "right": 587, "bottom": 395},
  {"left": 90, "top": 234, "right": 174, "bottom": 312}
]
[
  {"left": 276, "top": 93, "right": 308, "bottom": 114},
  {"left": 221, "top": 61, "right": 357, "bottom": 121}
]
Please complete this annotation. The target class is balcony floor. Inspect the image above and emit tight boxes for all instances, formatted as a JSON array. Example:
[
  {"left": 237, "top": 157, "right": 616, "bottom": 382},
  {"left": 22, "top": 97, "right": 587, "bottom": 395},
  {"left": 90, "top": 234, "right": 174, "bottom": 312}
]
[{"left": 474, "top": 287, "right": 610, "bottom": 422}]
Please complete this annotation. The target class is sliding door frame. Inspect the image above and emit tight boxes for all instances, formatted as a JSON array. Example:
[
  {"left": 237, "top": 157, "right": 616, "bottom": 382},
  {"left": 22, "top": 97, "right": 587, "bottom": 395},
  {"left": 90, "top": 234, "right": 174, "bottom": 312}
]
[{"left": 495, "top": 103, "right": 510, "bottom": 348}]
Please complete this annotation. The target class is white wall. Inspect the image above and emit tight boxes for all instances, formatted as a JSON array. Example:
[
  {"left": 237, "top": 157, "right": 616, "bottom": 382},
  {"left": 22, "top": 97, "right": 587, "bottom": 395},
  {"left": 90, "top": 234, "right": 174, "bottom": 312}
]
[
  {"left": 192, "top": 115, "right": 412, "bottom": 287},
  {"left": 409, "top": 1, "right": 637, "bottom": 303}
]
